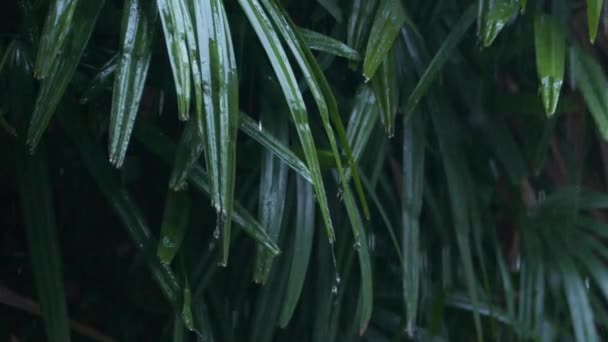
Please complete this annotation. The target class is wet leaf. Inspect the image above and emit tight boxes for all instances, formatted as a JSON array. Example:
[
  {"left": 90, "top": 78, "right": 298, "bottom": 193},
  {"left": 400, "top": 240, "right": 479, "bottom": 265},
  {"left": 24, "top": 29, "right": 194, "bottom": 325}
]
[{"left": 534, "top": 14, "right": 565, "bottom": 116}]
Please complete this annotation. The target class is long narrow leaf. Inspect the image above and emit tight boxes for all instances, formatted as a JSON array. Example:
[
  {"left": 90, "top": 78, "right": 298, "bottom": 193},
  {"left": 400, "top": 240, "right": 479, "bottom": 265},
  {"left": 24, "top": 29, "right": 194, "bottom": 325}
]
[
  {"left": 27, "top": 0, "right": 105, "bottom": 151},
  {"left": 587, "top": 0, "right": 604, "bottom": 43},
  {"left": 362, "top": 0, "right": 406, "bottom": 80},
  {"left": 298, "top": 28, "right": 360, "bottom": 61},
  {"left": 237, "top": 0, "right": 336, "bottom": 242},
  {"left": 479, "top": 0, "right": 519, "bottom": 47},
  {"left": 109, "top": 0, "right": 157, "bottom": 167},
  {"left": 17, "top": 149, "right": 71, "bottom": 342},
  {"left": 157, "top": 190, "right": 191, "bottom": 264},
  {"left": 534, "top": 14, "right": 565, "bottom": 116},
  {"left": 34, "top": 0, "right": 79, "bottom": 78}
]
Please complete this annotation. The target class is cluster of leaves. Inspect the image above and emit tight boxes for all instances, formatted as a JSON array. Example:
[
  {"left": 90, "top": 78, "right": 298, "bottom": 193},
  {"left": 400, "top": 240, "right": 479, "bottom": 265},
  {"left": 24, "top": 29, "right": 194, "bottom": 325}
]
[{"left": 3, "top": 0, "right": 608, "bottom": 341}]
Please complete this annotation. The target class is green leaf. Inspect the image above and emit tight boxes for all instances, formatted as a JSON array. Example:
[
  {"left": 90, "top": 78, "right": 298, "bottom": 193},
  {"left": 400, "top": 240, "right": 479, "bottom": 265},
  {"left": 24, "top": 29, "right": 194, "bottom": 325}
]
[
  {"left": 237, "top": 0, "right": 336, "bottom": 242},
  {"left": 79, "top": 54, "right": 117, "bottom": 104},
  {"left": 346, "top": 85, "right": 380, "bottom": 164},
  {"left": 109, "top": 0, "right": 157, "bottom": 167},
  {"left": 34, "top": 0, "right": 79, "bottom": 78},
  {"left": 371, "top": 49, "right": 398, "bottom": 137},
  {"left": 402, "top": 112, "right": 425, "bottom": 336},
  {"left": 587, "top": 0, "right": 604, "bottom": 43},
  {"left": 157, "top": 189, "right": 191, "bottom": 264},
  {"left": 403, "top": 3, "right": 477, "bottom": 119},
  {"left": 156, "top": 0, "right": 192, "bottom": 120},
  {"left": 479, "top": 0, "right": 519, "bottom": 47},
  {"left": 298, "top": 28, "right": 360, "bottom": 61},
  {"left": 59, "top": 110, "right": 182, "bottom": 306},
  {"left": 172, "top": 314, "right": 186, "bottom": 342},
  {"left": 279, "top": 175, "right": 316, "bottom": 327},
  {"left": 347, "top": 0, "right": 379, "bottom": 57},
  {"left": 27, "top": 0, "right": 105, "bottom": 151},
  {"left": 169, "top": 115, "right": 204, "bottom": 190},
  {"left": 17, "top": 148, "right": 71, "bottom": 342},
  {"left": 570, "top": 46, "right": 608, "bottom": 140},
  {"left": 191, "top": 0, "right": 240, "bottom": 265},
  {"left": 240, "top": 113, "right": 312, "bottom": 183},
  {"left": 362, "top": 0, "right": 406, "bottom": 80},
  {"left": 254, "top": 111, "right": 289, "bottom": 284},
  {"left": 534, "top": 14, "right": 565, "bottom": 116},
  {"left": 134, "top": 120, "right": 281, "bottom": 255}
]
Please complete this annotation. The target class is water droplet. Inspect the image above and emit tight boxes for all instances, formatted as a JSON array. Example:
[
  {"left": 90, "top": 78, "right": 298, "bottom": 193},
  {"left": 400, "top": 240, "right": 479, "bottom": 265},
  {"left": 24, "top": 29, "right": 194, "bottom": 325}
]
[
  {"left": 335, "top": 274, "right": 341, "bottom": 285},
  {"left": 258, "top": 120, "right": 263, "bottom": 131},
  {"left": 213, "top": 227, "right": 220, "bottom": 239},
  {"left": 353, "top": 240, "right": 361, "bottom": 250},
  {"left": 331, "top": 285, "right": 338, "bottom": 294}
]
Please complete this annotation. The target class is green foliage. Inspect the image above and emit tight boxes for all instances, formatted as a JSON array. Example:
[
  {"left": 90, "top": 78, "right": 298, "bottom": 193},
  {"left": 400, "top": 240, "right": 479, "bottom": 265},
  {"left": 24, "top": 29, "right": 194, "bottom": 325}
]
[{"left": 4, "top": 0, "right": 608, "bottom": 341}]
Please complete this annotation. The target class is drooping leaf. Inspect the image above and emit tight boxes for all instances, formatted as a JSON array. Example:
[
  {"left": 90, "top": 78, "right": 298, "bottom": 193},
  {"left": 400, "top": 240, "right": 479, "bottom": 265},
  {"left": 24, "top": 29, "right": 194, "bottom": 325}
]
[
  {"left": 298, "top": 27, "right": 360, "bottom": 61},
  {"left": 191, "top": 0, "right": 240, "bottom": 265},
  {"left": 17, "top": 148, "right": 71, "bottom": 342},
  {"left": 371, "top": 49, "right": 398, "bottom": 137},
  {"left": 134, "top": 120, "right": 281, "bottom": 255},
  {"left": 479, "top": 0, "right": 519, "bottom": 47},
  {"left": 157, "top": 189, "right": 191, "bottom": 265},
  {"left": 80, "top": 54, "right": 117, "bottom": 104},
  {"left": 403, "top": 4, "right": 476, "bottom": 119},
  {"left": 587, "top": 0, "right": 604, "bottom": 43},
  {"left": 279, "top": 175, "right": 316, "bottom": 327},
  {"left": 534, "top": 14, "right": 565, "bottom": 116},
  {"left": 34, "top": 0, "right": 79, "bottom": 78},
  {"left": 59, "top": 110, "right": 182, "bottom": 306},
  {"left": 156, "top": 0, "right": 191, "bottom": 120},
  {"left": 347, "top": 0, "right": 379, "bottom": 55},
  {"left": 27, "top": 0, "right": 105, "bottom": 151},
  {"left": 240, "top": 113, "right": 312, "bottom": 183},
  {"left": 402, "top": 112, "right": 425, "bottom": 336},
  {"left": 109, "top": 0, "right": 157, "bottom": 167},
  {"left": 362, "top": 0, "right": 407, "bottom": 80},
  {"left": 237, "top": 0, "right": 336, "bottom": 242},
  {"left": 169, "top": 115, "right": 205, "bottom": 190},
  {"left": 254, "top": 110, "right": 289, "bottom": 283}
]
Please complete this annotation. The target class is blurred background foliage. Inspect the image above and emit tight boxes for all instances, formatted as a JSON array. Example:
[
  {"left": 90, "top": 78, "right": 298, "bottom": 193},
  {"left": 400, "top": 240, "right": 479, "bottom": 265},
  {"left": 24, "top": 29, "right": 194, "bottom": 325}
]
[{"left": 3, "top": 0, "right": 608, "bottom": 341}]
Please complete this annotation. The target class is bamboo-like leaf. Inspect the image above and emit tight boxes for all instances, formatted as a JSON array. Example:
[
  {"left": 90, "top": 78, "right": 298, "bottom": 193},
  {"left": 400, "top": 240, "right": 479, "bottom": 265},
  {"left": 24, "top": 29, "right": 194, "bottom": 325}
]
[
  {"left": 534, "top": 14, "right": 565, "bottom": 116},
  {"left": 27, "top": 0, "right": 105, "bottom": 151},
  {"left": 157, "top": 0, "right": 191, "bottom": 120},
  {"left": 254, "top": 111, "right": 289, "bottom": 283},
  {"left": 298, "top": 28, "right": 360, "bottom": 61},
  {"left": 371, "top": 50, "right": 398, "bottom": 137},
  {"left": 169, "top": 115, "right": 204, "bottom": 190},
  {"left": 237, "top": 0, "right": 336, "bottom": 242},
  {"left": 263, "top": 0, "right": 370, "bottom": 220},
  {"left": 34, "top": 0, "right": 79, "bottom": 78},
  {"left": 134, "top": 121, "right": 281, "bottom": 255},
  {"left": 157, "top": 190, "right": 191, "bottom": 264},
  {"left": 347, "top": 0, "right": 379, "bottom": 55},
  {"left": 80, "top": 54, "right": 117, "bottom": 104},
  {"left": 479, "top": 0, "right": 519, "bottom": 47},
  {"left": 362, "top": 0, "right": 406, "bottom": 80},
  {"left": 190, "top": 0, "right": 240, "bottom": 265},
  {"left": 587, "top": 0, "right": 604, "bottom": 43},
  {"left": 172, "top": 314, "right": 186, "bottom": 342},
  {"left": 279, "top": 175, "right": 316, "bottom": 327},
  {"left": 17, "top": 149, "right": 71, "bottom": 342},
  {"left": 346, "top": 85, "right": 380, "bottom": 164},
  {"left": 570, "top": 46, "right": 608, "bottom": 140},
  {"left": 402, "top": 112, "right": 425, "bottom": 336},
  {"left": 403, "top": 4, "right": 476, "bottom": 119},
  {"left": 240, "top": 113, "right": 312, "bottom": 183},
  {"left": 109, "top": 0, "right": 157, "bottom": 167},
  {"left": 59, "top": 111, "right": 181, "bottom": 306}
]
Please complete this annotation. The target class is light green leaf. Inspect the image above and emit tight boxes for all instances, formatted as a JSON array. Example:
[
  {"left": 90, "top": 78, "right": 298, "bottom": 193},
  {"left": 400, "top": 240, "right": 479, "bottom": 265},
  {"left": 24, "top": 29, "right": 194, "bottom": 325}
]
[
  {"left": 587, "top": 0, "right": 604, "bottom": 43},
  {"left": 109, "top": 0, "right": 157, "bottom": 167},
  {"left": 480, "top": 0, "right": 519, "bottom": 47},
  {"left": 534, "top": 14, "right": 565, "bottom": 116},
  {"left": 362, "top": 0, "right": 406, "bottom": 80},
  {"left": 298, "top": 28, "right": 360, "bottom": 61},
  {"left": 371, "top": 49, "right": 398, "bottom": 137},
  {"left": 157, "top": 189, "right": 190, "bottom": 264}
]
